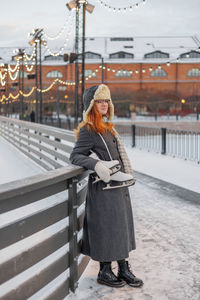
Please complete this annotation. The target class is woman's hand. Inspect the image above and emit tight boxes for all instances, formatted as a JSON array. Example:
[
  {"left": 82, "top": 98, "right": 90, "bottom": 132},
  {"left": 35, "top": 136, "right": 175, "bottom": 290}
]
[{"left": 94, "top": 161, "right": 111, "bottom": 183}]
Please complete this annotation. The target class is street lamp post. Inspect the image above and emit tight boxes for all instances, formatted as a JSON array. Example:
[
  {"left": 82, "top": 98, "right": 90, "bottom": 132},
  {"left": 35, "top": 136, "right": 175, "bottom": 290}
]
[
  {"left": 29, "top": 28, "right": 46, "bottom": 123},
  {"left": 66, "top": 0, "right": 94, "bottom": 126},
  {"left": 14, "top": 49, "right": 25, "bottom": 120}
]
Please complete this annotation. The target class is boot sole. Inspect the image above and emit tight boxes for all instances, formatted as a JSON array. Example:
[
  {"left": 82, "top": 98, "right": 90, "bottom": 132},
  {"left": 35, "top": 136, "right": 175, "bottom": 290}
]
[
  {"left": 127, "top": 282, "right": 144, "bottom": 288},
  {"left": 97, "top": 279, "right": 126, "bottom": 288}
]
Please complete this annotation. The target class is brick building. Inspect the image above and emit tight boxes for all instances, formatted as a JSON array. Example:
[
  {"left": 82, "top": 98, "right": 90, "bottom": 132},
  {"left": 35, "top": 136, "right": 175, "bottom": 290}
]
[{"left": 1, "top": 36, "right": 200, "bottom": 116}]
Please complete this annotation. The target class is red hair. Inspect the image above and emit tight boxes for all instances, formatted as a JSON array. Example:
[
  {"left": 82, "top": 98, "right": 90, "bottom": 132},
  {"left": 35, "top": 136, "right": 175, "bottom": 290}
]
[{"left": 74, "top": 102, "right": 115, "bottom": 140}]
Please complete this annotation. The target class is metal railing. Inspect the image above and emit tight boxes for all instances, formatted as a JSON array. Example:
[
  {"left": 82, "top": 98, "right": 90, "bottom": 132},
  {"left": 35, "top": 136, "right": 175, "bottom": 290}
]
[
  {"left": 0, "top": 116, "right": 90, "bottom": 299},
  {"left": 116, "top": 123, "right": 200, "bottom": 163},
  {"left": 0, "top": 116, "right": 75, "bottom": 171}
]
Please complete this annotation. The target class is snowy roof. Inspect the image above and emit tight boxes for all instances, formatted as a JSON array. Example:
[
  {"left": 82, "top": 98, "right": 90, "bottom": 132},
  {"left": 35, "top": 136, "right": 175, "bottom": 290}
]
[
  {"left": 0, "top": 36, "right": 200, "bottom": 65},
  {"left": 84, "top": 36, "right": 200, "bottom": 63}
]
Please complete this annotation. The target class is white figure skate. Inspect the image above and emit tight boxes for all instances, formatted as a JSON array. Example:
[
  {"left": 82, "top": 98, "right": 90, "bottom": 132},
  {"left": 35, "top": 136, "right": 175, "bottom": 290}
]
[
  {"left": 102, "top": 171, "right": 136, "bottom": 190},
  {"left": 92, "top": 160, "right": 121, "bottom": 184}
]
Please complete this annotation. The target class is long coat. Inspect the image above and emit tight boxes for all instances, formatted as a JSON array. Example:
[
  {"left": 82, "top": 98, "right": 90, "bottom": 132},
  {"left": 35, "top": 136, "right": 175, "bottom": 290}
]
[{"left": 70, "top": 124, "right": 136, "bottom": 262}]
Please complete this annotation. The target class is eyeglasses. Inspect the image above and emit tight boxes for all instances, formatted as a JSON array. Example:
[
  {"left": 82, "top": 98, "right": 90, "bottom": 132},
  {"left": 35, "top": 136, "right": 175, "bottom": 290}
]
[{"left": 95, "top": 99, "right": 110, "bottom": 104}]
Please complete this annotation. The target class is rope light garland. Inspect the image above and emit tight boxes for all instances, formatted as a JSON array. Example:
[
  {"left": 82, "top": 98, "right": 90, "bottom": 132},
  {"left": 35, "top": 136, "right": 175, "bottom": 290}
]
[
  {"left": 8, "top": 61, "right": 20, "bottom": 73},
  {"left": 96, "top": 0, "right": 147, "bottom": 12},
  {"left": 0, "top": 78, "right": 75, "bottom": 102}
]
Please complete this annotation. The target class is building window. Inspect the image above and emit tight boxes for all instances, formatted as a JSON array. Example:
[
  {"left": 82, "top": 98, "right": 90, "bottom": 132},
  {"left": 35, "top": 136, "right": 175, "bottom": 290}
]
[
  {"left": 124, "top": 46, "right": 133, "bottom": 49},
  {"left": 150, "top": 68, "right": 167, "bottom": 77},
  {"left": 44, "top": 55, "right": 64, "bottom": 61},
  {"left": 115, "top": 69, "right": 132, "bottom": 77},
  {"left": 83, "top": 69, "right": 96, "bottom": 78},
  {"left": 110, "top": 37, "right": 134, "bottom": 41},
  {"left": 187, "top": 68, "right": 200, "bottom": 77},
  {"left": 84, "top": 52, "right": 101, "bottom": 59},
  {"left": 46, "top": 71, "right": 63, "bottom": 78},
  {"left": 109, "top": 51, "right": 134, "bottom": 59},
  {"left": 144, "top": 51, "right": 169, "bottom": 59},
  {"left": 180, "top": 51, "right": 200, "bottom": 59}
]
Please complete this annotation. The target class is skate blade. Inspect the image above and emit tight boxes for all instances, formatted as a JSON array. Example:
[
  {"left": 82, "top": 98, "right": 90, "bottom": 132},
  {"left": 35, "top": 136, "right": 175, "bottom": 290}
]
[
  {"left": 102, "top": 179, "right": 136, "bottom": 190},
  {"left": 92, "top": 165, "right": 121, "bottom": 184}
]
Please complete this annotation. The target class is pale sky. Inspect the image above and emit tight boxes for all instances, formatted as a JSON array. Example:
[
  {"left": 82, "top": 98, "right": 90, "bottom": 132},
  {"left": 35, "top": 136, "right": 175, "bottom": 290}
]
[{"left": 0, "top": 0, "right": 200, "bottom": 48}]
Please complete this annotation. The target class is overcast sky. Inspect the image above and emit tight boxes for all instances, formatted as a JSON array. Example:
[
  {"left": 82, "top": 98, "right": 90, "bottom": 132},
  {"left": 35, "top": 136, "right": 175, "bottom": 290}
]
[{"left": 0, "top": 0, "right": 200, "bottom": 48}]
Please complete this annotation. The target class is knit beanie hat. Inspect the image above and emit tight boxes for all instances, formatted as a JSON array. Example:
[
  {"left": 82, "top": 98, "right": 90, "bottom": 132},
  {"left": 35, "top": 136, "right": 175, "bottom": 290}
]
[{"left": 83, "top": 84, "right": 114, "bottom": 122}]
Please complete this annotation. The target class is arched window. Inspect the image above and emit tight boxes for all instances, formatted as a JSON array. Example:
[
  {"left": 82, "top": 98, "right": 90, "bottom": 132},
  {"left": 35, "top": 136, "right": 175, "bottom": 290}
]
[
  {"left": 109, "top": 51, "right": 134, "bottom": 59},
  {"left": 187, "top": 68, "right": 200, "bottom": 77},
  {"left": 144, "top": 51, "right": 169, "bottom": 59},
  {"left": 82, "top": 69, "right": 96, "bottom": 78},
  {"left": 115, "top": 69, "right": 132, "bottom": 77},
  {"left": 46, "top": 70, "right": 63, "bottom": 78},
  {"left": 180, "top": 51, "right": 200, "bottom": 59},
  {"left": 150, "top": 68, "right": 167, "bottom": 77}
]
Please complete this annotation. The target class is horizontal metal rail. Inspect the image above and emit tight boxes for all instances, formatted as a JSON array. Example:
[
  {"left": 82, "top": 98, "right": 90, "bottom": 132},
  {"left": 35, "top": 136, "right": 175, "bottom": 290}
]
[
  {"left": 0, "top": 116, "right": 75, "bottom": 170},
  {"left": 0, "top": 117, "right": 91, "bottom": 299}
]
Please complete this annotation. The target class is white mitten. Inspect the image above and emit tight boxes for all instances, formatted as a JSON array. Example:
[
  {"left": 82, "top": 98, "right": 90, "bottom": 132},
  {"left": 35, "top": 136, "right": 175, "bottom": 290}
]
[{"left": 94, "top": 161, "right": 111, "bottom": 183}]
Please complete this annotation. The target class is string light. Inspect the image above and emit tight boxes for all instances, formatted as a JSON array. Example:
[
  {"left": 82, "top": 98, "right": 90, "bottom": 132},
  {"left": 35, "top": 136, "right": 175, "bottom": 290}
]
[
  {"left": 95, "top": 0, "right": 147, "bottom": 12},
  {"left": 43, "top": 12, "right": 74, "bottom": 41},
  {"left": 42, "top": 12, "right": 75, "bottom": 57}
]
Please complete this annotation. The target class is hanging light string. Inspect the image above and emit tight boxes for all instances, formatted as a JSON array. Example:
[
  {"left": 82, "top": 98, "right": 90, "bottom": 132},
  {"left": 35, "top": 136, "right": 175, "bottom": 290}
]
[
  {"left": 0, "top": 78, "right": 75, "bottom": 102},
  {"left": 42, "top": 12, "right": 73, "bottom": 41},
  {"left": 8, "top": 60, "right": 20, "bottom": 73},
  {"left": 0, "top": 68, "right": 7, "bottom": 86},
  {"left": 96, "top": 0, "right": 147, "bottom": 12},
  {"left": 44, "top": 13, "right": 75, "bottom": 57}
]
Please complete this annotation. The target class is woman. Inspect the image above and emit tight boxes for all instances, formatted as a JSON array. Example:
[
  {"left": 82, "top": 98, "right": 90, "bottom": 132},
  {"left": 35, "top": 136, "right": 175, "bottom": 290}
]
[{"left": 70, "top": 84, "right": 143, "bottom": 288}]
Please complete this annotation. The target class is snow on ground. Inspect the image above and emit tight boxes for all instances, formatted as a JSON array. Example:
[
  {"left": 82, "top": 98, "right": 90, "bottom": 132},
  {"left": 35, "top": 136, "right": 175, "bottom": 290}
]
[
  {"left": 67, "top": 176, "right": 200, "bottom": 300},
  {"left": 0, "top": 132, "right": 200, "bottom": 300},
  {"left": 0, "top": 136, "right": 44, "bottom": 184},
  {"left": 126, "top": 147, "right": 200, "bottom": 194}
]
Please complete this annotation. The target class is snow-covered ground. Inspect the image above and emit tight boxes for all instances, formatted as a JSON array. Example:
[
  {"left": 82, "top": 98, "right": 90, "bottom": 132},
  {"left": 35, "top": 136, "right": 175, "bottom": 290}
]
[
  {"left": 0, "top": 136, "right": 45, "bottom": 184},
  {"left": 126, "top": 147, "right": 200, "bottom": 194},
  {"left": 67, "top": 174, "right": 200, "bottom": 300},
  {"left": 0, "top": 133, "right": 200, "bottom": 300}
]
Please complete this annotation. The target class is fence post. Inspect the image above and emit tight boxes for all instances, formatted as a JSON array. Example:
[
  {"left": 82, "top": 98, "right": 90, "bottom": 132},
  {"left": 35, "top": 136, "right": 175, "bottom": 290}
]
[
  {"left": 161, "top": 128, "right": 166, "bottom": 154},
  {"left": 132, "top": 124, "right": 136, "bottom": 147},
  {"left": 68, "top": 177, "right": 79, "bottom": 293}
]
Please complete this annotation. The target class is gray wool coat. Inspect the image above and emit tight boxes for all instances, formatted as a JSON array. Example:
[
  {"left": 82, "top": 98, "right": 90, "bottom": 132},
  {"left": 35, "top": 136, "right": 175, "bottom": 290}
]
[{"left": 70, "top": 124, "right": 136, "bottom": 262}]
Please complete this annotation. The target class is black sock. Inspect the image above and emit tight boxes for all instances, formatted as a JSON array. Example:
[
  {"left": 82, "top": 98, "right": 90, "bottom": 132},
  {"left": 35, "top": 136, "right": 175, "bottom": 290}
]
[
  {"left": 117, "top": 259, "right": 126, "bottom": 265},
  {"left": 99, "top": 261, "right": 111, "bottom": 270}
]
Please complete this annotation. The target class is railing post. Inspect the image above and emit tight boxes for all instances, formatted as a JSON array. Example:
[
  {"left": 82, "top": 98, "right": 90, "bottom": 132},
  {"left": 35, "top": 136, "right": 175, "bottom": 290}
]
[
  {"left": 161, "top": 128, "right": 166, "bottom": 154},
  {"left": 68, "top": 177, "right": 79, "bottom": 293},
  {"left": 132, "top": 124, "right": 136, "bottom": 147}
]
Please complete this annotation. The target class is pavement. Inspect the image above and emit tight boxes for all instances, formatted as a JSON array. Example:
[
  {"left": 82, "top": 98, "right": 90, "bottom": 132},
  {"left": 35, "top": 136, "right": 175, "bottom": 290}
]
[{"left": 67, "top": 172, "right": 200, "bottom": 300}]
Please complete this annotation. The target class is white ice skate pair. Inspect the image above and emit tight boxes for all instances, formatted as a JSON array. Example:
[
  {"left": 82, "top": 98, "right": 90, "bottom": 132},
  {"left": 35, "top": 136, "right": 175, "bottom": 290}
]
[{"left": 92, "top": 160, "right": 135, "bottom": 190}]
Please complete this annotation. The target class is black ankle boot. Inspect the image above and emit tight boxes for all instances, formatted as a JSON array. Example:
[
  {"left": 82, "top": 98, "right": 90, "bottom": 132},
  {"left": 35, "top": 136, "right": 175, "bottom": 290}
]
[
  {"left": 97, "top": 262, "right": 126, "bottom": 288},
  {"left": 117, "top": 261, "right": 143, "bottom": 287}
]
